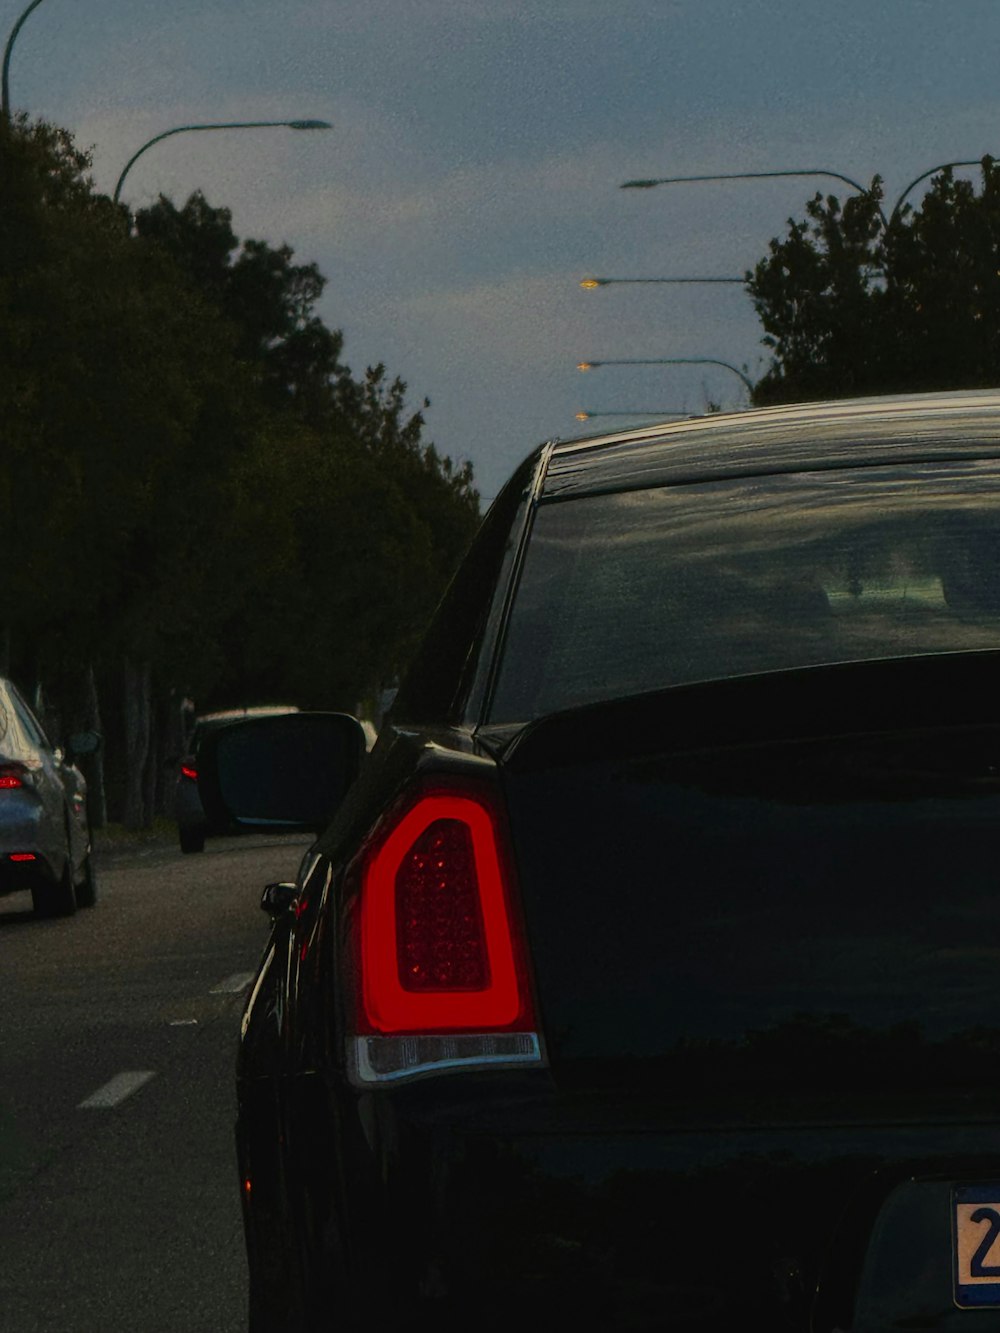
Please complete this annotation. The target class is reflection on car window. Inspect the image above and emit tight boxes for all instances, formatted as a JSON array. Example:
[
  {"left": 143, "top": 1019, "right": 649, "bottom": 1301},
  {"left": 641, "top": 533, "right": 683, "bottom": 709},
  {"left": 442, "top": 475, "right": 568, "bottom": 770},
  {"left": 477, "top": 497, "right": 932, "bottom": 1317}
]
[
  {"left": 0, "top": 686, "right": 12, "bottom": 748},
  {"left": 6, "top": 684, "right": 48, "bottom": 749},
  {"left": 491, "top": 459, "right": 1000, "bottom": 721}
]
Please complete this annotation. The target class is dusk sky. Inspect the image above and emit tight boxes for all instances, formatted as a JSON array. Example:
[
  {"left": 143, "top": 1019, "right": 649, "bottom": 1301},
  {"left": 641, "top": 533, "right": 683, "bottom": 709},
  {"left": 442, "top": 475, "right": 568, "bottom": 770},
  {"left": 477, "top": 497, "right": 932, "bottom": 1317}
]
[{"left": 7, "top": 0, "right": 999, "bottom": 498}]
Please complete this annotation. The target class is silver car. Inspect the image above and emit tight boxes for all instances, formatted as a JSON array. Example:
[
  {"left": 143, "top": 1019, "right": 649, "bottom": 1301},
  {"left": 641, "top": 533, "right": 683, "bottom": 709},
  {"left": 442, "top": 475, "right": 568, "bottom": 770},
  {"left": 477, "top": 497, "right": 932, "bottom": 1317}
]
[{"left": 0, "top": 676, "right": 98, "bottom": 917}]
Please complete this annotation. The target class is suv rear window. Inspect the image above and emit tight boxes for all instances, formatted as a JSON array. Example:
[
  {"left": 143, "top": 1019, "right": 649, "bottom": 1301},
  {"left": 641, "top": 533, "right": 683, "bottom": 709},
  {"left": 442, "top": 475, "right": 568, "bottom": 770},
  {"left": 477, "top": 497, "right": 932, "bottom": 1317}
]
[{"left": 490, "top": 458, "right": 1000, "bottom": 721}]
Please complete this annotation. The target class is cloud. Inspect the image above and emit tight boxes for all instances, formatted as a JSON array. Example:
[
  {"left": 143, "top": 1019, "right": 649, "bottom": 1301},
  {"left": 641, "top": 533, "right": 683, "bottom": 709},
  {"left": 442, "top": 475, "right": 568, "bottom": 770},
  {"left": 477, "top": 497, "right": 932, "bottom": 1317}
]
[
  {"left": 39, "top": 0, "right": 1000, "bottom": 505},
  {"left": 289, "top": 0, "right": 689, "bottom": 33}
]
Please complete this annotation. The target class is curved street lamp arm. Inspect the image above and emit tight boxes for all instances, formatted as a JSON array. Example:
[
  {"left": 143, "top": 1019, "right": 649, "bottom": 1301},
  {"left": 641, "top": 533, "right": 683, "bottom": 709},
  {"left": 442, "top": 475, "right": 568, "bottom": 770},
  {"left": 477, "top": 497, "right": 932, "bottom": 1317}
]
[
  {"left": 580, "top": 357, "right": 755, "bottom": 395},
  {"left": 581, "top": 276, "right": 744, "bottom": 287},
  {"left": 2, "top": 0, "right": 48, "bottom": 121},
  {"left": 674, "top": 358, "right": 754, "bottom": 393},
  {"left": 114, "top": 125, "right": 203, "bottom": 203},
  {"left": 576, "top": 410, "right": 691, "bottom": 419},
  {"left": 621, "top": 168, "right": 888, "bottom": 229},
  {"left": 112, "top": 119, "right": 331, "bottom": 203},
  {"left": 888, "top": 159, "right": 984, "bottom": 226}
]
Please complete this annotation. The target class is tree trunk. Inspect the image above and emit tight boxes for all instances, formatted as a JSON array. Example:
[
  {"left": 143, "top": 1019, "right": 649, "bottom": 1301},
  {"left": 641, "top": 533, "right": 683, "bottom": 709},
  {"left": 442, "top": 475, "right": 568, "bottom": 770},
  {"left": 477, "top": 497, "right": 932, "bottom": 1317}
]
[
  {"left": 122, "top": 657, "right": 151, "bottom": 831},
  {"left": 141, "top": 697, "right": 158, "bottom": 828},
  {"left": 158, "top": 690, "right": 190, "bottom": 817},
  {"left": 78, "top": 663, "right": 107, "bottom": 829}
]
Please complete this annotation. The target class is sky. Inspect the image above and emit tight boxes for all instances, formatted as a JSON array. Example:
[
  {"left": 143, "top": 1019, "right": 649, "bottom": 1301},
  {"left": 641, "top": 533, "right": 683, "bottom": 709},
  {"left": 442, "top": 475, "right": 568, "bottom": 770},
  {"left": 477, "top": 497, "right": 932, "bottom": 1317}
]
[{"left": 6, "top": 0, "right": 1000, "bottom": 500}]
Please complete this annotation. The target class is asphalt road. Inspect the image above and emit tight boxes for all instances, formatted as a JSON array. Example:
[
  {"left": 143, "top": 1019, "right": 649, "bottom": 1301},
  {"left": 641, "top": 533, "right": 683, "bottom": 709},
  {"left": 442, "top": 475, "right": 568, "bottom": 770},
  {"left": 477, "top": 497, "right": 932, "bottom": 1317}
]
[{"left": 0, "top": 831, "right": 313, "bottom": 1333}]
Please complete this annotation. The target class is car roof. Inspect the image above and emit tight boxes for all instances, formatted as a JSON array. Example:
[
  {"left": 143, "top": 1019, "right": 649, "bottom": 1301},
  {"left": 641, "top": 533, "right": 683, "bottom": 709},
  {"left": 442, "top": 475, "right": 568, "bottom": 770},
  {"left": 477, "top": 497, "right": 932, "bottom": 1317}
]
[{"left": 541, "top": 389, "right": 1000, "bottom": 499}]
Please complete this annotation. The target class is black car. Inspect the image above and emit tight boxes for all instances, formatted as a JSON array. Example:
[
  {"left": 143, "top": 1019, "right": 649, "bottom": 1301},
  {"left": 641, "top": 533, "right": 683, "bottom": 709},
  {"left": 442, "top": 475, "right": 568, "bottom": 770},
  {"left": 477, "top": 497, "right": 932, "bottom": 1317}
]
[
  {"left": 173, "top": 706, "right": 300, "bottom": 853},
  {"left": 214, "top": 390, "right": 1000, "bottom": 1332}
]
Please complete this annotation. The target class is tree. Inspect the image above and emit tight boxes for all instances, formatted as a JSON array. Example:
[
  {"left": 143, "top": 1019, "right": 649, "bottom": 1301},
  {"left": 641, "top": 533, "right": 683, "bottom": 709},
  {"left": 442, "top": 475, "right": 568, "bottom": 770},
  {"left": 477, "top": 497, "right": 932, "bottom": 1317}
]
[
  {"left": 0, "top": 115, "right": 258, "bottom": 825},
  {"left": 134, "top": 193, "right": 345, "bottom": 422},
  {"left": 201, "top": 370, "right": 480, "bottom": 713},
  {"left": 0, "top": 115, "right": 481, "bottom": 827},
  {"left": 132, "top": 196, "right": 481, "bottom": 715},
  {"left": 746, "top": 157, "right": 1000, "bottom": 405}
]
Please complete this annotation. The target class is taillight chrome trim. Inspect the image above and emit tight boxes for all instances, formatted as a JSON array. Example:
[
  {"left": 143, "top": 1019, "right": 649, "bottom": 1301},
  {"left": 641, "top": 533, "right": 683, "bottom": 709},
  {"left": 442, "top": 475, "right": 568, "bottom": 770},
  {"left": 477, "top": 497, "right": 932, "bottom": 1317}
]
[{"left": 349, "top": 1030, "right": 545, "bottom": 1087}]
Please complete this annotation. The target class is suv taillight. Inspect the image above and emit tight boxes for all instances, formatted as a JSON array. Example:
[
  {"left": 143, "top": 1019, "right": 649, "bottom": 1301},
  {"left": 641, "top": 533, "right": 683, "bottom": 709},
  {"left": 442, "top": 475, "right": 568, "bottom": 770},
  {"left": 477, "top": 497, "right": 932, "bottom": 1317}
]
[
  {"left": 349, "top": 786, "right": 545, "bottom": 1086},
  {"left": 0, "top": 763, "right": 29, "bottom": 789}
]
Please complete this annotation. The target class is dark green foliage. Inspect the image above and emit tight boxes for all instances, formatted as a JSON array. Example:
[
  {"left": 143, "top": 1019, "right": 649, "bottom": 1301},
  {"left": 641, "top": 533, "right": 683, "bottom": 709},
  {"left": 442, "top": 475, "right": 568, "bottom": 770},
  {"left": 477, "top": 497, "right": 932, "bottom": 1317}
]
[
  {"left": 0, "top": 114, "right": 480, "bottom": 820},
  {"left": 747, "top": 157, "right": 1000, "bottom": 405},
  {"left": 134, "top": 194, "right": 345, "bottom": 421}
]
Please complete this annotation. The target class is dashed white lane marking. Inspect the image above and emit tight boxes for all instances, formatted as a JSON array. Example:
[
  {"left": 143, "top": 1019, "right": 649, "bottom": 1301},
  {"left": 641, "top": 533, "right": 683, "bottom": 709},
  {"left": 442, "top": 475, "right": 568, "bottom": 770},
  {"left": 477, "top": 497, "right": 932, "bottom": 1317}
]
[
  {"left": 78, "top": 1071, "right": 156, "bottom": 1110},
  {"left": 210, "top": 971, "right": 255, "bottom": 994}
]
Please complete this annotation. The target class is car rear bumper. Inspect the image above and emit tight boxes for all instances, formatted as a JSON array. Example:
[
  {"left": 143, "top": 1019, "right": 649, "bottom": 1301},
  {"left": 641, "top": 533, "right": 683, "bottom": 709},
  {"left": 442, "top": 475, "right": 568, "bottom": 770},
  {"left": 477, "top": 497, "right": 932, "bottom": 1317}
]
[
  {"left": 0, "top": 853, "right": 56, "bottom": 895},
  {"left": 340, "top": 1086, "right": 1000, "bottom": 1331},
  {"left": 0, "top": 802, "right": 59, "bottom": 894}
]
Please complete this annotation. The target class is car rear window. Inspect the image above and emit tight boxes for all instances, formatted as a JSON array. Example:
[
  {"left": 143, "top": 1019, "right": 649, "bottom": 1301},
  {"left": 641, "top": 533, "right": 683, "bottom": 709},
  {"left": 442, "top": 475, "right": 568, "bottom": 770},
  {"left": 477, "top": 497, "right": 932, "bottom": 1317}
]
[{"left": 489, "top": 458, "right": 1000, "bottom": 721}]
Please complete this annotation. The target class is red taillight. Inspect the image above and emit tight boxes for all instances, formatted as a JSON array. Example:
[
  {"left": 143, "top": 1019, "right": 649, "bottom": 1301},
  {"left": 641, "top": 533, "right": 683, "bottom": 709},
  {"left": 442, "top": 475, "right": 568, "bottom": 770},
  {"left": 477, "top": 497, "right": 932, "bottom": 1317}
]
[
  {"left": 0, "top": 764, "right": 28, "bottom": 789},
  {"left": 361, "top": 793, "right": 525, "bottom": 1032},
  {"left": 397, "top": 818, "right": 488, "bottom": 991},
  {"left": 9, "top": 853, "right": 36, "bottom": 862},
  {"left": 350, "top": 786, "right": 545, "bottom": 1085},
  {"left": 180, "top": 763, "right": 198, "bottom": 782}
]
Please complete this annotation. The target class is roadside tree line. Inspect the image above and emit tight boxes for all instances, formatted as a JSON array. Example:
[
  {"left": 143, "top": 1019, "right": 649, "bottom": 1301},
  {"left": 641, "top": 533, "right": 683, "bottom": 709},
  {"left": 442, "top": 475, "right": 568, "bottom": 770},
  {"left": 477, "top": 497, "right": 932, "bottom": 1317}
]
[
  {"left": 747, "top": 156, "right": 1000, "bottom": 404},
  {"left": 0, "top": 114, "right": 481, "bottom": 828}
]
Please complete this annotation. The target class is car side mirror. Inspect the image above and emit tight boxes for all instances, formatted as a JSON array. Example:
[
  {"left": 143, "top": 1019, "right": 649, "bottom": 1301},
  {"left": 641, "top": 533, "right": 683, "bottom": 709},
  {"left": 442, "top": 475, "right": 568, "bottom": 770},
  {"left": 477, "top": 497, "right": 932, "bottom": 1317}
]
[
  {"left": 67, "top": 731, "right": 102, "bottom": 759},
  {"left": 261, "top": 882, "right": 298, "bottom": 917},
  {"left": 196, "top": 711, "right": 367, "bottom": 835}
]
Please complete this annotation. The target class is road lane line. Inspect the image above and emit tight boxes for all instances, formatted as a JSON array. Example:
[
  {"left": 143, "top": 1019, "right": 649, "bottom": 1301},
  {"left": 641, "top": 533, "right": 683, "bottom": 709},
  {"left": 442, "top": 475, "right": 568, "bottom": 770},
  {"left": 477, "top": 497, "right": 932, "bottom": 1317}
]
[
  {"left": 78, "top": 1071, "right": 156, "bottom": 1109},
  {"left": 210, "top": 971, "right": 255, "bottom": 994}
]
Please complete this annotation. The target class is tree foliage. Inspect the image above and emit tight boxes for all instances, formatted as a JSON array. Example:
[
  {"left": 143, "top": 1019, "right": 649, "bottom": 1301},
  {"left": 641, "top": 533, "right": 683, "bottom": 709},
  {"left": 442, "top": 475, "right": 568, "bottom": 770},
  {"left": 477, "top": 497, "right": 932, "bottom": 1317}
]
[
  {"left": 0, "top": 114, "right": 481, "bottom": 824},
  {"left": 747, "top": 156, "right": 1000, "bottom": 405}
]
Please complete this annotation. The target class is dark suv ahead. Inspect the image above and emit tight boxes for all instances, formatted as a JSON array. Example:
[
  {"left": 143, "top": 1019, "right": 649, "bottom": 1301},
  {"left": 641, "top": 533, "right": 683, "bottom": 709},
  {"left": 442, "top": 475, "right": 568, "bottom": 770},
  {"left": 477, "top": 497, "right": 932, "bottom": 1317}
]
[{"left": 173, "top": 706, "right": 299, "bottom": 853}]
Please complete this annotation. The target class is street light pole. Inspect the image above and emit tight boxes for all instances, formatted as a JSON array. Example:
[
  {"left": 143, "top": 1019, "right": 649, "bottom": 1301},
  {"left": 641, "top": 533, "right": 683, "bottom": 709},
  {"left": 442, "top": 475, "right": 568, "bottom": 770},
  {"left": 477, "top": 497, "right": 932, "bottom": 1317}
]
[
  {"left": 620, "top": 161, "right": 996, "bottom": 231},
  {"left": 113, "top": 118, "right": 332, "bottom": 204},
  {"left": 2, "top": 0, "right": 47, "bottom": 122},
  {"left": 888, "top": 159, "right": 985, "bottom": 224},
  {"left": 575, "top": 410, "right": 691, "bottom": 422},
  {"left": 620, "top": 168, "right": 889, "bottom": 229},
  {"left": 580, "top": 276, "right": 744, "bottom": 288},
  {"left": 578, "top": 357, "right": 755, "bottom": 396}
]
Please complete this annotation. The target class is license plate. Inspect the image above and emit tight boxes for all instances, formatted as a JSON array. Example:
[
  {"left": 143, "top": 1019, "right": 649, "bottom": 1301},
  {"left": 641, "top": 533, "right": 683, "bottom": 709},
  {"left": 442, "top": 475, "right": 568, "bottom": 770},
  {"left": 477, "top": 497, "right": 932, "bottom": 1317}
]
[{"left": 954, "top": 1185, "right": 1000, "bottom": 1307}]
